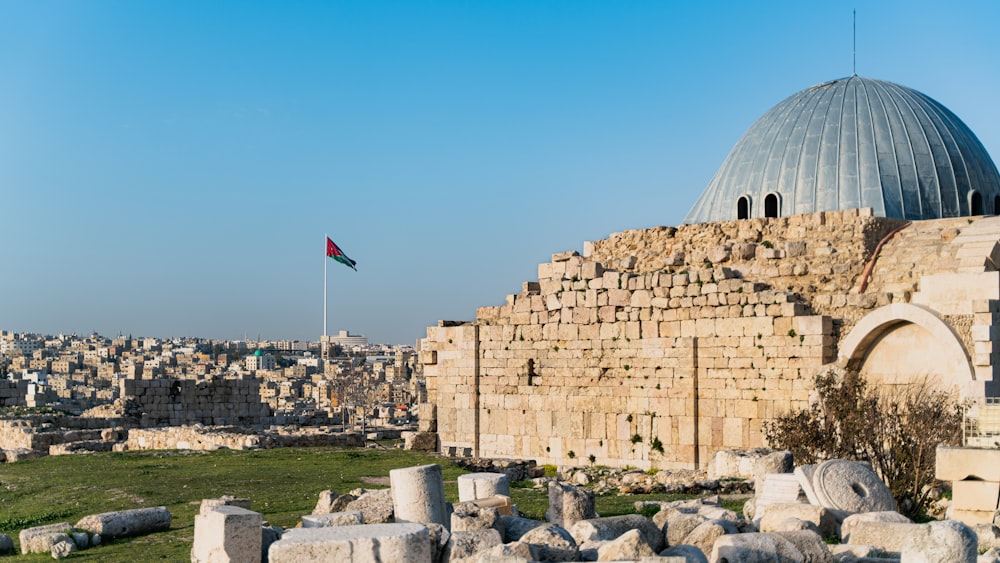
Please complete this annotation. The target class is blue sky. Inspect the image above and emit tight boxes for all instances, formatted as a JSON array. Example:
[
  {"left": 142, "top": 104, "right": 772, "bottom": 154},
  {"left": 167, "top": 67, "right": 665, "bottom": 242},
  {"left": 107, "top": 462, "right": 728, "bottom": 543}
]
[{"left": 2, "top": 1, "right": 998, "bottom": 345}]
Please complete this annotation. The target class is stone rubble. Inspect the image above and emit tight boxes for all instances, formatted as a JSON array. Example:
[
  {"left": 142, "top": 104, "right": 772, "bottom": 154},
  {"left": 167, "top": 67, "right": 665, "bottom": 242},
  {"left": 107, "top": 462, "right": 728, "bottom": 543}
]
[{"left": 7, "top": 452, "right": 988, "bottom": 561}]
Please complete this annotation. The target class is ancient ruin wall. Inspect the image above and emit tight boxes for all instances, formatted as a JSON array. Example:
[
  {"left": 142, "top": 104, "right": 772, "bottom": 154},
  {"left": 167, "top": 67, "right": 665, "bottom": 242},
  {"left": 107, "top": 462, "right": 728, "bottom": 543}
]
[
  {"left": 425, "top": 260, "right": 837, "bottom": 470},
  {"left": 422, "top": 210, "right": 1000, "bottom": 469},
  {"left": 121, "top": 374, "right": 272, "bottom": 427}
]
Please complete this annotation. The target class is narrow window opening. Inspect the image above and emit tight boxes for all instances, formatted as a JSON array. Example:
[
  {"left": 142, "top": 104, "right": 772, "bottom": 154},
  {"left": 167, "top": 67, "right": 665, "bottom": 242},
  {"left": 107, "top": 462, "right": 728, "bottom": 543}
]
[
  {"left": 764, "top": 194, "right": 779, "bottom": 218},
  {"left": 737, "top": 196, "right": 750, "bottom": 220},
  {"left": 971, "top": 191, "right": 983, "bottom": 215},
  {"left": 526, "top": 359, "right": 537, "bottom": 385},
  {"left": 994, "top": 195, "right": 1000, "bottom": 215}
]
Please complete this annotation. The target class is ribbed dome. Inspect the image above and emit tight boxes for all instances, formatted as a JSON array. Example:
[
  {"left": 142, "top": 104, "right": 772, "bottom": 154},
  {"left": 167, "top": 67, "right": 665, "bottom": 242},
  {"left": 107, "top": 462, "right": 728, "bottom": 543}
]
[{"left": 684, "top": 76, "right": 1000, "bottom": 224}]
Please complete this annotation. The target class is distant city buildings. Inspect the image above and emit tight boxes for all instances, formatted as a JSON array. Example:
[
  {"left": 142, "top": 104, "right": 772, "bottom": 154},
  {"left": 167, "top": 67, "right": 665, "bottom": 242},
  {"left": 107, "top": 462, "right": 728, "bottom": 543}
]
[{"left": 0, "top": 328, "right": 422, "bottom": 429}]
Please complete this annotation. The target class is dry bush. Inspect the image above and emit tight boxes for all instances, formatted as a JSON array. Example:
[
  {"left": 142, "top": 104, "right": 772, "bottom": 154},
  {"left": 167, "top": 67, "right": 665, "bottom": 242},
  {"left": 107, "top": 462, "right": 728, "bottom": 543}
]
[{"left": 763, "top": 369, "right": 963, "bottom": 518}]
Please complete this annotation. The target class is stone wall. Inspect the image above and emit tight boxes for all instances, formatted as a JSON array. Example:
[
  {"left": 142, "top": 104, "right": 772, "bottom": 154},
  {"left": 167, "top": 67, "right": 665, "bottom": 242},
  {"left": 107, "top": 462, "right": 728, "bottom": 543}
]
[
  {"left": 422, "top": 209, "right": 1000, "bottom": 470},
  {"left": 123, "top": 426, "right": 262, "bottom": 451},
  {"left": 0, "top": 380, "right": 27, "bottom": 407},
  {"left": 121, "top": 373, "right": 272, "bottom": 427}
]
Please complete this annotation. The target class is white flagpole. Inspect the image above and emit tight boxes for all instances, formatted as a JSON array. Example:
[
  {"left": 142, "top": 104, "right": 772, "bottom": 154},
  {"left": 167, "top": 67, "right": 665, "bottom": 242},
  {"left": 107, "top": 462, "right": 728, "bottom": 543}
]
[{"left": 323, "top": 233, "right": 328, "bottom": 359}]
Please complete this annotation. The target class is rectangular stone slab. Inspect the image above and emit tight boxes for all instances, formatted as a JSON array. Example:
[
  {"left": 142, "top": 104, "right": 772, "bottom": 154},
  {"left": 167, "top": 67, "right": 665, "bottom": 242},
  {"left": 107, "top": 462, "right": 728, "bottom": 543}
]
[
  {"left": 937, "top": 446, "right": 1000, "bottom": 482},
  {"left": 952, "top": 480, "right": 1000, "bottom": 512}
]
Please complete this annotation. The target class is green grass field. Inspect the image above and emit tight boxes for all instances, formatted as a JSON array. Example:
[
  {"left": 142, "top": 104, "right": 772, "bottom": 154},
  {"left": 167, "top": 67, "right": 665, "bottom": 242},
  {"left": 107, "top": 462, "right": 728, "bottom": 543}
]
[{"left": 0, "top": 447, "right": 723, "bottom": 561}]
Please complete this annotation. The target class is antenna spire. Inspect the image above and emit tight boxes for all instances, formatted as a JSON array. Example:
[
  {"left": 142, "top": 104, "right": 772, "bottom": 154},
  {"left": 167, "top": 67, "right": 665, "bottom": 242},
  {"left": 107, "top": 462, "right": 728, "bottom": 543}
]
[{"left": 853, "top": 9, "right": 857, "bottom": 76}]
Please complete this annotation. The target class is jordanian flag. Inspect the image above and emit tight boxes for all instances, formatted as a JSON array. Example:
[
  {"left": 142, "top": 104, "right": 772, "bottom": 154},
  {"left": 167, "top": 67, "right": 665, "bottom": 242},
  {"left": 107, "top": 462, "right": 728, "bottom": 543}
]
[{"left": 326, "top": 237, "right": 357, "bottom": 271}]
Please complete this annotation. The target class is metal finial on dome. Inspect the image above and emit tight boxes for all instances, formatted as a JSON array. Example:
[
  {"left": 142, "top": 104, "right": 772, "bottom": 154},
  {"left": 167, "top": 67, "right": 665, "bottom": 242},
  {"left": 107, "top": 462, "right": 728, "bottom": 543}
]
[{"left": 853, "top": 9, "right": 857, "bottom": 76}]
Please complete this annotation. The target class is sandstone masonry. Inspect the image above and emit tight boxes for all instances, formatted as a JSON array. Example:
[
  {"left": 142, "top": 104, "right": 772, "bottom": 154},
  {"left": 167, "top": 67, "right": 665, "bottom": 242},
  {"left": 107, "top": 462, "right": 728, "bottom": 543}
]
[{"left": 421, "top": 210, "right": 1000, "bottom": 469}]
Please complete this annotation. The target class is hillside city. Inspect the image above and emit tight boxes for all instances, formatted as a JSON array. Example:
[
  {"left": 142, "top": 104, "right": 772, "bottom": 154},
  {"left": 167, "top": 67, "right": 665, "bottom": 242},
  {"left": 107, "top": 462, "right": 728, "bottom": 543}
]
[{"left": 0, "top": 328, "right": 423, "bottom": 430}]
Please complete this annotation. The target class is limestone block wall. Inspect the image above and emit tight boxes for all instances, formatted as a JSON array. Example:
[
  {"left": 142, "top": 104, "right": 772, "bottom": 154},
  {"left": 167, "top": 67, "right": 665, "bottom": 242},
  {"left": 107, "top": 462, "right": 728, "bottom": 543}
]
[
  {"left": 586, "top": 208, "right": 904, "bottom": 338},
  {"left": 424, "top": 262, "right": 835, "bottom": 470},
  {"left": 123, "top": 426, "right": 261, "bottom": 451},
  {"left": 0, "top": 419, "right": 104, "bottom": 450},
  {"left": 422, "top": 210, "right": 1000, "bottom": 469},
  {"left": 121, "top": 374, "right": 272, "bottom": 427},
  {"left": 421, "top": 323, "right": 479, "bottom": 455}
]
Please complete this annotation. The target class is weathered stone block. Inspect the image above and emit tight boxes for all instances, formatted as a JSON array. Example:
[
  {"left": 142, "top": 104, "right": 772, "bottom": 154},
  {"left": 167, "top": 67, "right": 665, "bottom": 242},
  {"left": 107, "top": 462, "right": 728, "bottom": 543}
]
[
  {"left": 75, "top": 507, "right": 171, "bottom": 540},
  {"left": 191, "top": 505, "right": 263, "bottom": 563},
  {"left": 268, "top": 524, "right": 432, "bottom": 563}
]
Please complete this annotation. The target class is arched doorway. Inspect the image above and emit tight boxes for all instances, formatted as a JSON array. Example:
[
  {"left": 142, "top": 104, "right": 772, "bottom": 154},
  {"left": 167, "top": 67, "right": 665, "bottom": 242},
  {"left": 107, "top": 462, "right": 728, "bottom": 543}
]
[{"left": 838, "top": 304, "right": 977, "bottom": 399}]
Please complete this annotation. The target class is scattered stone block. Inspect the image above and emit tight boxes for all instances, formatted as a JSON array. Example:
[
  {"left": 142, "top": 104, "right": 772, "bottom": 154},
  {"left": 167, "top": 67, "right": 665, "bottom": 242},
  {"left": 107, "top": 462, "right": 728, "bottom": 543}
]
[
  {"left": 757, "top": 502, "right": 837, "bottom": 538},
  {"left": 75, "top": 506, "right": 172, "bottom": 540},
  {"left": 311, "top": 490, "right": 339, "bottom": 514},
  {"left": 709, "top": 448, "right": 793, "bottom": 483},
  {"left": 458, "top": 472, "right": 511, "bottom": 501},
  {"left": 344, "top": 488, "right": 394, "bottom": 524},
  {"left": 403, "top": 431, "right": 438, "bottom": 451},
  {"left": 268, "top": 523, "right": 432, "bottom": 563},
  {"left": 300, "top": 511, "right": 364, "bottom": 528},
  {"left": 660, "top": 544, "right": 709, "bottom": 562},
  {"left": 771, "top": 530, "right": 833, "bottom": 562},
  {"left": 569, "top": 514, "right": 665, "bottom": 553},
  {"left": 500, "top": 516, "right": 544, "bottom": 542},
  {"left": 546, "top": 481, "right": 597, "bottom": 528},
  {"left": 451, "top": 503, "right": 504, "bottom": 536},
  {"left": 191, "top": 505, "right": 263, "bottom": 563},
  {"left": 899, "top": 519, "right": 977, "bottom": 563},
  {"left": 519, "top": 523, "right": 579, "bottom": 562},
  {"left": 201, "top": 497, "right": 252, "bottom": 513},
  {"left": 50, "top": 538, "right": 77, "bottom": 559},
  {"left": 665, "top": 513, "right": 707, "bottom": 548},
  {"left": 684, "top": 518, "right": 739, "bottom": 558},
  {"left": 443, "top": 529, "right": 503, "bottom": 561},
  {"left": 757, "top": 473, "right": 806, "bottom": 516},
  {"left": 389, "top": 464, "right": 450, "bottom": 528},
  {"left": 839, "top": 511, "right": 911, "bottom": 543},
  {"left": 709, "top": 532, "right": 806, "bottom": 562},
  {"left": 596, "top": 528, "right": 657, "bottom": 561},
  {"left": 974, "top": 523, "right": 1000, "bottom": 551},
  {"left": 0, "top": 534, "right": 12, "bottom": 555},
  {"left": 19, "top": 522, "right": 73, "bottom": 555},
  {"left": 71, "top": 531, "right": 89, "bottom": 549}
]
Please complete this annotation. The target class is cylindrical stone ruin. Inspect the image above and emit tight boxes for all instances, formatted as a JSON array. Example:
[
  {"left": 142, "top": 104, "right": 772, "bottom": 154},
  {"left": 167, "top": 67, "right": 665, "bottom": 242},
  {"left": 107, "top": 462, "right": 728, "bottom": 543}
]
[
  {"left": 457, "top": 472, "right": 511, "bottom": 502},
  {"left": 390, "top": 464, "right": 450, "bottom": 529}
]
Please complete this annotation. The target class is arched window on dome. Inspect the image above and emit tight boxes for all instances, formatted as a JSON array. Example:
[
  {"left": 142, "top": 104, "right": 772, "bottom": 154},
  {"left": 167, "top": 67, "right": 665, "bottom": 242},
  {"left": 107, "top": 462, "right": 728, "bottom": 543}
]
[
  {"left": 737, "top": 195, "right": 751, "bottom": 220},
  {"left": 764, "top": 193, "right": 780, "bottom": 218},
  {"left": 970, "top": 191, "right": 983, "bottom": 216},
  {"left": 994, "top": 195, "right": 1000, "bottom": 215}
]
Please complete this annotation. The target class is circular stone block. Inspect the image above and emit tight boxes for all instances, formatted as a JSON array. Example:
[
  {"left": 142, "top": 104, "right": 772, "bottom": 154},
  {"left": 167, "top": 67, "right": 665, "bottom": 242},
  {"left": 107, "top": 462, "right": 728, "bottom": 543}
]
[
  {"left": 811, "top": 460, "right": 896, "bottom": 513},
  {"left": 390, "top": 464, "right": 449, "bottom": 527},
  {"left": 458, "top": 473, "right": 511, "bottom": 502}
]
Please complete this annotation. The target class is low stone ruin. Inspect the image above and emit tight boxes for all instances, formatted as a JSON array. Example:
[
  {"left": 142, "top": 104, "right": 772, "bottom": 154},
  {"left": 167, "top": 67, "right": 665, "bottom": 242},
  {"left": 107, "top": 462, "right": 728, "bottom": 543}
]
[
  {"left": 188, "top": 451, "right": 992, "bottom": 562},
  {"left": 16, "top": 506, "right": 170, "bottom": 559}
]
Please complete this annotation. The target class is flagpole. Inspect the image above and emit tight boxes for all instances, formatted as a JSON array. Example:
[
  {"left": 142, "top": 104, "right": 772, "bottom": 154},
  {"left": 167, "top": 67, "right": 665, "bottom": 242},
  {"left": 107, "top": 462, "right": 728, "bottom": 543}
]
[{"left": 323, "top": 233, "right": 328, "bottom": 360}]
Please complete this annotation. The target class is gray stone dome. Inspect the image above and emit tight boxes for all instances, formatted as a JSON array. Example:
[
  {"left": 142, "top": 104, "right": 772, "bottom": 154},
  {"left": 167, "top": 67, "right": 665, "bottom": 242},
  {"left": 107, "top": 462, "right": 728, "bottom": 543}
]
[{"left": 684, "top": 75, "right": 1000, "bottom": 224}]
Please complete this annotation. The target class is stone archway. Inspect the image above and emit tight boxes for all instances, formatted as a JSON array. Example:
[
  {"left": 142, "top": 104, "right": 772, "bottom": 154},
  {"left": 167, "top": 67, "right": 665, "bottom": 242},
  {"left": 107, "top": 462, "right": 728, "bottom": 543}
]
[{"left": 838, "top": 303, "right": 975, "bottom": 398}]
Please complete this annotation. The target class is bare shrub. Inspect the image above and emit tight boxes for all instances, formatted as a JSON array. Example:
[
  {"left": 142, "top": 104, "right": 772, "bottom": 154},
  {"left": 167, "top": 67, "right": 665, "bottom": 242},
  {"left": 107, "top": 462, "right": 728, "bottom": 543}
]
[{"left": 763, "top": 369, "right": 963, "bottom": 518}]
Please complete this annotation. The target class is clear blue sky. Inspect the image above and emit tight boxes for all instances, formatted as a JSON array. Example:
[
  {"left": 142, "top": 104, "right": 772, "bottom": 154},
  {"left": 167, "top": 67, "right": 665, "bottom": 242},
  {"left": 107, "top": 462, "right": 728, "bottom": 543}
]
[{"left": 2, "top": 1, "right": 998, "bottom": 345}]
